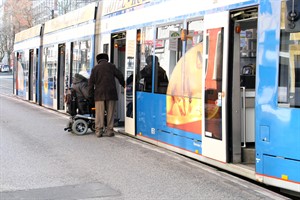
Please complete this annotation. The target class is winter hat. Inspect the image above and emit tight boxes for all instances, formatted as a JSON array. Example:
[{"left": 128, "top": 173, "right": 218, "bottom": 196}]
[
  {"left": 79, "top": 70, "right": 90, "bottom": 79},
  {"left": 96, "top": 53, "right": 109, "bottom": 61}
]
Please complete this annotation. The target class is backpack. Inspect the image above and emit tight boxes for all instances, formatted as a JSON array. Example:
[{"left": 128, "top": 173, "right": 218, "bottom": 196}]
[{"left": 65, "top": 88, "right": 77, "bottom": 116}]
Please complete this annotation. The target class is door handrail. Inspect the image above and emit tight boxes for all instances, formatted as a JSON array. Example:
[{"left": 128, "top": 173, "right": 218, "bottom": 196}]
[{"left": 241, "top": 86, "right": 246, "bottom": 148}]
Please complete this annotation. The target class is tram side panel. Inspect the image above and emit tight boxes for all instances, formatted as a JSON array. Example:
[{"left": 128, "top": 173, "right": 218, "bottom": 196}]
[
  {"left": 14, "top": 26, "right": 41, "bottom": 101},
  {"left": 14, "top": 40, "right": 38, "bottom": 102},
  {"left": 136, "top": 92, "right": 203, "bottom": 154},
  {"left": 136, "top": 25, "right": 204, "bottom": 155},
  {"left": 255, "top": 1, "right": 300, "bottom": 192},
  {"left": 40, "top": 3, "right": 97, "bottom": 110},
  {"left": 12, "top": 0, "right": 300, "bottom": 194}
]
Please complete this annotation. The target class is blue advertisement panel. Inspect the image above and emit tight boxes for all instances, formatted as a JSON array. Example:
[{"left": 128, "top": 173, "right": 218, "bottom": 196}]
[{"left": 42, "top": 46, "right": 57, "bottom": 108}]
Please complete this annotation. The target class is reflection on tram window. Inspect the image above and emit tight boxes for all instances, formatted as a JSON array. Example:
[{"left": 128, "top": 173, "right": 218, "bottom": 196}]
[
  {"left": 71, "top": 40, "right": 92, "bottom": 79},
  {"left": 279, "top": 12, "right": 300, "bottom": 108},
  {"left": 138, "top": 55, "right": 168, "bottom": 93},
  {"left": 154, "top": 23, "right": 183, "bottom": 94},
  {"left": 126, "top": 71, "right": 133, "bottom": 118},
  {"left": 16, "top": 51, "right": 26, "bottom": 96},
  {"left": 138, "top": 26, "right": 154, "bottom": 92},
  {"left": 44, "top": 46, "right": 57, "bottom": 99},
  {"left": 204, "top": 28, "right": 224, "bottom": 140}
]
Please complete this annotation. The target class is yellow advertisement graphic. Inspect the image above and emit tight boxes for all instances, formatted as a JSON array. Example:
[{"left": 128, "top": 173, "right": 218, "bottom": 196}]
[
  {"left": 166, "top": 43, "right": 203, "bottom": 134},
  {"left": 204, "top": 28, "right": 223, "bottom": 140},
  {"left": 44, "top": 65, "right": 48, "bottom": 95},
  {"left": 17, "top": 61, "right": 24, "bottom": 92}
]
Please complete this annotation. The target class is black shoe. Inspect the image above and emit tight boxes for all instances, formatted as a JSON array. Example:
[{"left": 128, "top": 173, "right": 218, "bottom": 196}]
[
  {"left": 107, "top": 132, "right": 115, "bottom": 137},
  {"left": 95, "top": 132, "right": 103, "bottom": 137}
]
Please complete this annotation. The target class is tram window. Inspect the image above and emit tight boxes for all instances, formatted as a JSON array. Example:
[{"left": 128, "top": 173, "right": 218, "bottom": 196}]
[
  {"left": 279, "top": 3, "right": 300, "bottom": 107},
  {"left": 44, "top": 46, "right": 57, "bottom": 98},
  {"left": 16, "top": 51, "right": 27, "bottom": 94},
  {"left": 187, "top": 19, "right": 204, "bottom": 50},
  {"left": 103, "top": 44, "right": 109, "bottom": 54},
  {"left": 138, "top": 26, "right": 155, "bottom": 92},
  {"left": 71, "top": 40, "right": 92, "bottom": 79},
  {"left": 154, "top": 23, "right": 183, "bottom": 93}
]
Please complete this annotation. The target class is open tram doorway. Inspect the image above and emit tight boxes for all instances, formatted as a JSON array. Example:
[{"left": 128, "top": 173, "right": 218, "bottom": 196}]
[
  {"left": 57, "top": 44, "right": 66, "bottom": 110},
  {"left": 229, "top": 7, "right": 258, "bottom": 167},
  {"left": 110, "top": 32, "right": 126, "bottom": 127},
  {"left": 29, "top": 49, "right": 34, "bottom": 102},
  {"left": 28, "top": 48, "right": 39, "bottom": 103}
]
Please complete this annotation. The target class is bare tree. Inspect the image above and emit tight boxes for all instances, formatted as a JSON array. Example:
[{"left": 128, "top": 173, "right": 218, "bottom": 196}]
[
  {"left": 57, "top": 0, "right": 72, "bottom": 15},
  {"left": 0, "top": 0, "right": 33, "bottom": 64},
  {"left": 0, "top": 0, "right": 98, "bottom": 64},
  {"left": 0, "top": 29, "right": 8, "bottom": 62},
  {"left": 57, "top": 0, "right": 98, "bottom": 15}
]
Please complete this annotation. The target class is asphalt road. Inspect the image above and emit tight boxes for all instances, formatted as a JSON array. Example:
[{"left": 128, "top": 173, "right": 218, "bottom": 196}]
[
  {"left": 0, "top": 72, "right": 13, "bottom": 96},
  {"left": 0, "top": 72, "right": 291, "bottom": 200}
]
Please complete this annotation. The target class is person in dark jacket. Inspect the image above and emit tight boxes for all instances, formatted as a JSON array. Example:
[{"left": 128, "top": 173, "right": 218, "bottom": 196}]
[
  {"left": 140, "top": 55, "right": 168, "bottom": 93},
  {"left": 72, "top": 71, "right": 90, "bottom": 114},
  {"left": 65, "top": 71, "right": 91, "bottom": 132},
  {"left": 88, "top": 53, "right": 125, "bottom": 137},
  {"left": 126, "top": 55, "right": 169, "bottom": 93}
]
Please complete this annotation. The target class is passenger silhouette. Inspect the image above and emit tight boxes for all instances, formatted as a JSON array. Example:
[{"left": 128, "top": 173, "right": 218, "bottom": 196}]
[{"left": 140, "top": 55, "right": 168, "bottom": 93}]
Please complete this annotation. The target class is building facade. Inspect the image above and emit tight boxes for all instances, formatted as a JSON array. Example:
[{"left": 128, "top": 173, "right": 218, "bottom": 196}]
[
  {"left": 0, "top": 0, "right": 98, "bottom": 66},
  {"left": 31, "top": 0, "right": 98, "bottom": 26}
]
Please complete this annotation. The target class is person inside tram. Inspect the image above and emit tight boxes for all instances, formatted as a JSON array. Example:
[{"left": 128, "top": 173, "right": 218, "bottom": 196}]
[
  {"left": 127, "top": 55, "right": 169, "bottom": 93},
  {"left": 140, "top": 55, "right": 169, "bottom": 93},
  {"left": 125, "top": 55, "right": 169, "bottom": 117}
]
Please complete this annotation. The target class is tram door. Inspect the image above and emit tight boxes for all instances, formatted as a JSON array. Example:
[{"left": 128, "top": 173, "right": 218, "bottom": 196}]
[
  {"left": 124, "top": 30, "right": 139, "bottom": 135},
  {"left": 57, "top": 44, "right": 65, "bottom": 110},
  {"left": 32, "top": 49, "right": 39, "bottom": 103},
  {"left": 29, "top": 49, "right": 34, "bottom": 101},
  {"left": 202, "top": 11, "right": 229, "bottom": 162},
  {"left": 34, "top": 49, "right": 39, "bottom": 103},
  {"left": 230, "top": 8, "right": 258, "bottom": 164},
  {"left": 111, "top": 32, "right": 126, "bottom": 126}
]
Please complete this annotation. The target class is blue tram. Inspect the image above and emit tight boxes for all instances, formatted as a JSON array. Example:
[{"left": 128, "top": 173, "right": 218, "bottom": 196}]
[
  {"left": 14, "top": 3, "right": 97, "bottom": 109},
  {"left": 14, "top": 0, "right": 300, "bottom": 195}
]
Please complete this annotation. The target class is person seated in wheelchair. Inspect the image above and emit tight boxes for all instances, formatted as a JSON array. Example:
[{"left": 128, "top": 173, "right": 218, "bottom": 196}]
[
  {"left": 64, "top": 71, "right": 94, "bottom": 133},
  {"left": 72, "top": 71, "right": 94, "bottom": 115}
]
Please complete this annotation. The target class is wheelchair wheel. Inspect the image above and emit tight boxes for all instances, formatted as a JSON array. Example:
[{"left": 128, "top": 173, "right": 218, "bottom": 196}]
[
  {"left": 90, "top": 122, "right": 96, "bottom": 132},
  {"left": 72, "top": 119, "right": 88, "bottom": 135}
]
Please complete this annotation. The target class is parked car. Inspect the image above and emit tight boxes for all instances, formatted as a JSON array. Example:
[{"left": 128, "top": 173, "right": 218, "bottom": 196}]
[{"left": 0, "top": 65, "right": 10, "bottom": 72}]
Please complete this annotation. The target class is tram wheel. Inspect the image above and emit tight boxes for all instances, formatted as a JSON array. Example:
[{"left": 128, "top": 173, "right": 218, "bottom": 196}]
[{"left": 72, "top": 119, "right": 88, "bottom": 135}]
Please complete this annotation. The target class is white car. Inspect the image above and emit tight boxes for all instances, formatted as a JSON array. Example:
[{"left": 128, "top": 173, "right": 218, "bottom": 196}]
[{"left": 1, "top": 65, "right": 10, "bottom": 72}]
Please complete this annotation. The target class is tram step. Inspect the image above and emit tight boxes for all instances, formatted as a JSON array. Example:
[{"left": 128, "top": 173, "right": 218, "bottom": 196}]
[{"left": 242, "top": 147, "right": 255, "bottom": 164}]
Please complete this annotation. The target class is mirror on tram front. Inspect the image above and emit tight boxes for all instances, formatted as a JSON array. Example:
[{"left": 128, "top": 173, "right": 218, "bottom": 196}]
[{"left": 285, "top": 0, "right": 300, "bottom": 32}]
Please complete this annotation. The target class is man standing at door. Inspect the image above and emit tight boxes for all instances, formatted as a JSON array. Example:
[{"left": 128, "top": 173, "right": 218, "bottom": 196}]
[{"left": 88, "top": 53, "right": 125, "bottom": 137}]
